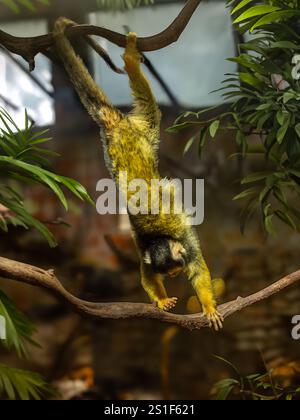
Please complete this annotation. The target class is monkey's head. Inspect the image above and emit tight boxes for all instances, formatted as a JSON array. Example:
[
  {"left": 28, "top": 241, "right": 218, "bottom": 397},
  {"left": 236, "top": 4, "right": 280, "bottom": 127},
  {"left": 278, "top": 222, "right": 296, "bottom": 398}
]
[{"left": 144, "top": 238, "right": 187, "bottom": 277}]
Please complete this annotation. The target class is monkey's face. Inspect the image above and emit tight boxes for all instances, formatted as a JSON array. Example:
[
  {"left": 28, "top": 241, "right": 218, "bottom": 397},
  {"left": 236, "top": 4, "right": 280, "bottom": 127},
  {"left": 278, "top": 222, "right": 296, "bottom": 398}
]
[{"left": 144, "top": 238, "right": 187, "bottom": 277}]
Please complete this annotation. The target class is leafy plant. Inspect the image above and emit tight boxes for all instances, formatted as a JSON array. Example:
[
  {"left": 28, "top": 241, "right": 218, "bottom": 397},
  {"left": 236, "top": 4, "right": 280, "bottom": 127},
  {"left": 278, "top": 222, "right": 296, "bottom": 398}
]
[
  {"left": 0, "top": 108, "right": 93, "bottom": 247},
  {"left": 0, "top": 107, "right": 94, "bottom": 399},
  {"left": 0, "top": 364, "right": 56, "bottom": 400},
  {"left": 0, "top": 290, "right": 36, "bottom": 358},
  {"left": 212, "top": 356, "right": 300, "bottom": 400},
  {"left": 97, "top": 0, "right": 154, "bottom": 11},
  {"left": 0, "top": 0, "right": 49, "bottom": 13},
  {"left": 0, "top": 288, "right": 58, "bottom": 400},
  {"left": 168, "top": 0, "right": 300, "bottom": 234}
]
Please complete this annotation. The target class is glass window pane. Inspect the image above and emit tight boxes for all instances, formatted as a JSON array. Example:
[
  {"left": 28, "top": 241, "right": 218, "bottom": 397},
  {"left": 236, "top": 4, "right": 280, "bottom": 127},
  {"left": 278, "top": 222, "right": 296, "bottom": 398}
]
[
  {"left": 89, "top": 1, "right": 236, "bottom": 107},
  {"left": 0, "top": 20, "right": 54, "bottom": 128}
]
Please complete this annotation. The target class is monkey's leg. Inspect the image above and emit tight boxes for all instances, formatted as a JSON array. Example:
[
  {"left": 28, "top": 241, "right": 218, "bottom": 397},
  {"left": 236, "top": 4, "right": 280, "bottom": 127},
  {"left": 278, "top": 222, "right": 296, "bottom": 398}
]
[
  {"left": 54, "top": 17, "right": 123, "bottom": 130},
  {"left": 141, "top": 263, "right": 178, "bottom": 311},
  {"left": 123, "top": 32, "right": 161, "bottom": 143},
  {"left": 190, "top": 259, "right": 223, "bottom": 331}
]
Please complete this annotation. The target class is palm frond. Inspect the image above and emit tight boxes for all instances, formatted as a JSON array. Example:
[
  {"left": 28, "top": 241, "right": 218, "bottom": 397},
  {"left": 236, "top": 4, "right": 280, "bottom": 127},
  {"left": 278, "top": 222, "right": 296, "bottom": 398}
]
[
  {"left": 0, "top": 364, "right": 56, "bottom": 400},
  {"left": 0, "top": 289, "right": 37, "bottom": 358},
  {"left": 0, "top": 108, "right": 94, "bottom": 246},
  {"left": 0, "top": 0, "right": 49, "bottom": 13}
]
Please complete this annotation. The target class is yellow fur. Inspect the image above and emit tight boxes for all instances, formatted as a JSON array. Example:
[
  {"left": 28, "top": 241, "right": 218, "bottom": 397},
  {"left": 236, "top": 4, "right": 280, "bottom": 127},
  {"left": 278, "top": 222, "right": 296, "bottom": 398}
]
[{"left": 53, "top": 20, "right": 223, "bottom": 330}]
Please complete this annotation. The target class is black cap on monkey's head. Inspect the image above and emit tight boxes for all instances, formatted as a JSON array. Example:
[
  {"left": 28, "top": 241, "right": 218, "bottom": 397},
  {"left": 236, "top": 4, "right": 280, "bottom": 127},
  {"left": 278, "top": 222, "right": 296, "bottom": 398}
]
[{"left": 144, "top": 237, "right": 187, "bottom": 277}]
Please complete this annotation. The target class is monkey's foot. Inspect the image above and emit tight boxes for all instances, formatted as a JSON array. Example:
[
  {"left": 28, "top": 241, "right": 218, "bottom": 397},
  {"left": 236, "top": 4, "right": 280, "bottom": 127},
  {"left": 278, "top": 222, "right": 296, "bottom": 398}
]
[
  {"left": 126, "top": 32, "right": 138, "bottom": 48},
  {"left": 123, "top": 32, "right": 141, "bottom": 72},
  {"left": 54, "top": 17, "right": 76, "bottom": 35},
  {"left": 204, "top": 309, "right": 223, "bottom": 331},
  {"left": 157, "top": 297, "right": 178, "bottom": 311}
]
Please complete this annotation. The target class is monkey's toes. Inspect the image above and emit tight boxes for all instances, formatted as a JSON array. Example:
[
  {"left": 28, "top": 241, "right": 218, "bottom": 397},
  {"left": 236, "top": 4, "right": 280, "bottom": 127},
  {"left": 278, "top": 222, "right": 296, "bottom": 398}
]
[{"left": 157, "top": 297, "right": 178, "bottom": 312}]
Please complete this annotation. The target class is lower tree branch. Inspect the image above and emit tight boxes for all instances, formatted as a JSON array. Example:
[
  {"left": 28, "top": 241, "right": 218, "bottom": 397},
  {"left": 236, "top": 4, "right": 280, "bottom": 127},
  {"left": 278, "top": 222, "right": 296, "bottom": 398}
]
[{"left": 0, "top": 256, "right": 299, "bottom": 330}]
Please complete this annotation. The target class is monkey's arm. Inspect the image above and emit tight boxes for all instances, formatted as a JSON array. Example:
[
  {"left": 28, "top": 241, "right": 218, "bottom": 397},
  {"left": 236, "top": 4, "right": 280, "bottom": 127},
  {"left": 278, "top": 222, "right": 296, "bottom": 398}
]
[
  {"left": 123, "top": 33, "right": 161, "bottom": 144},
  {"left": 141, "top": 263, "right": 177, "bottom": 311},
  {"left": 187, "top": 257, "right": 223, "bottom": 331},
  {"left": 54, "top": 17, "right": 123, "bottom": 129}
]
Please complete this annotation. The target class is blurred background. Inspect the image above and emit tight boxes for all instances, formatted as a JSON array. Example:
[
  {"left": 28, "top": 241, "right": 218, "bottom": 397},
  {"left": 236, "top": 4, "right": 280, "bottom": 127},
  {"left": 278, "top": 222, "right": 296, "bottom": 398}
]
[{"left": 0, "top": 0, "right": 300, "bottom": 400}]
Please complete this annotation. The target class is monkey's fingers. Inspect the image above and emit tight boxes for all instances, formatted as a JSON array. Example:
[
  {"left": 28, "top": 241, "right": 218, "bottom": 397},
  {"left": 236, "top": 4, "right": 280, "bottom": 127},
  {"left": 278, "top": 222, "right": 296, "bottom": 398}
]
[{"left": 207, "top": 311, "right": 223, "bottom": 332}]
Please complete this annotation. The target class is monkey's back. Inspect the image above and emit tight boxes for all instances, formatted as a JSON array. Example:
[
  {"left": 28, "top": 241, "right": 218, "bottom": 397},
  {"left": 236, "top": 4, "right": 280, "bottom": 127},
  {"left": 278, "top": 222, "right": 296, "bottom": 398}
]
[
  {"left": 102, "top": 119, "right": 190, "bottom": 241},
  {"left": 105, "top": 118, "right": 159, "bottom": 185}
]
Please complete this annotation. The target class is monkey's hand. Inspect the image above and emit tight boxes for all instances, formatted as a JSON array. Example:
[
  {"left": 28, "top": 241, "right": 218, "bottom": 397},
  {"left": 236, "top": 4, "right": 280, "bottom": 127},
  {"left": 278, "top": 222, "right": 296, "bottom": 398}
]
[
  {"left": 123, "top": 32, "right": 141, "bottom": 74},
  {"left": 157, "top": 297, "right": 178, "bottom": 311},
  {"left": 203, "top": 305, "right": 223, "bottom": 331}
]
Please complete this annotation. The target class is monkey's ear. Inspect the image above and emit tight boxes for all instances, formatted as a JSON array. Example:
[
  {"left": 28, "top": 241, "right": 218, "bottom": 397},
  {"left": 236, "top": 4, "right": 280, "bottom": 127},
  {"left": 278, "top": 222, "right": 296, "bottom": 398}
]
[
  {"left": 169, "top": 240, "right": 187, "bottom": 262},
  {"left": 144, "top": 250, "right": 152, "bottom": 265}
]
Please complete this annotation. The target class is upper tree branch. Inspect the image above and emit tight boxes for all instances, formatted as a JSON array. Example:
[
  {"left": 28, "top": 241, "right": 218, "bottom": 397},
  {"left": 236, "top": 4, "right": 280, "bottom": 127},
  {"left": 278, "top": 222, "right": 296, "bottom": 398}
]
[
  {"left": 0, "top": 0, "right": 202, "bottom": 69},
  {"left": 0, "top": 256, "right": 299, "bottom": 330}
]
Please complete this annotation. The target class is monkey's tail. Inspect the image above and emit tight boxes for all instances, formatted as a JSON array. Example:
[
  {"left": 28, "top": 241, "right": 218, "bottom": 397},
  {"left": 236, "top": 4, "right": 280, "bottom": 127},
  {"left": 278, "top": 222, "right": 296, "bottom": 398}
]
[{"left": 53, "top": 17, "right": 123, "bottom": 129}]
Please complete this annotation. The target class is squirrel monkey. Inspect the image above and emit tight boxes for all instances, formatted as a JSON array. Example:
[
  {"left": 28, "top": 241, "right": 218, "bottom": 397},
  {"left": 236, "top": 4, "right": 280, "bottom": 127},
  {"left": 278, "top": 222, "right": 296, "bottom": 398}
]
[{"left": 54, "top": 18, "right": 223, "bottom": 331}]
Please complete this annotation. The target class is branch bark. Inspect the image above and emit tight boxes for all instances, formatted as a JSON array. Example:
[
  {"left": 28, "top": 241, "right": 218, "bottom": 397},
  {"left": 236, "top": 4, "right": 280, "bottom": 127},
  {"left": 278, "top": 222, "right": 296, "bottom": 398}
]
[
  {"left": 0, "top": 0, "right": 202, "bottom": 69},
  {"left": 0, "top": 256, "right": 299, "bottom": 330}
]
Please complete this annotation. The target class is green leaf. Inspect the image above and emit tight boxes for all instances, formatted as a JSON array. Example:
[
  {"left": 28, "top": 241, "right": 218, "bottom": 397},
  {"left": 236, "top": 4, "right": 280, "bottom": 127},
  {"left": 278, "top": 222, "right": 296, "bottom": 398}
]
[
  {"left": 273, "top": 186, "right": 287, "bottom": 206},
  {"left": 0, "top": 0, "right": 20, "bottom": 13},
  {"left": 198, "top": 127, "right": 208, "bottom": 157},
  {"left": 239, "top": 72, "right": 263, "bottom": 88},
  {"left": 289, "top": 169, "right": 300, "bottom": 179},
  {"left": 276, "top": 110, "right": 284, "bottom": 126},
  {"left": 0, "top": 364, "right": 56, "bottom": 400},
  {"left": 259, "top": 186, "right": 272, "bottom": 203},
  {"left": 234, "top": 5, "right": 281, "bottom": 24},
  {"left": 183, "top": 137, "right": 195, "bottom": 155},
  {"left": 209, "top": 120, "right": 220, "bottom": 138},
  {"left": 0, "top": 186, "right": 57, "bottom": 247},
  {"left": 231, "top": 0, "right": 254, "bottom": 15},
  {"left": 256, "top": 103, "right": 271, "bottom": 111},
  {"left": 228, "top": 56, "right": 264, "bottom": 73},
  {"left": 241, "top": 171, "right": 274, "bottom": 184},
  {"left": 236, "top": 130, "right": 248, "bottom": 155},
  {"left": 0, "top": 290, "right": 37, "bottom": 357},
  {"left": 295, "top": 123, "right": 300, "bottom": 138},
  {"left": 270, "top": 41, "right": 300, "bottom": 50},
  {"left": 277, "top": 115, "right": 290, "bottom": 144},
  {"left": 18, "top": 0, "right": 36, "bottom": 11},
  {"left": 234, "top": 187, "right": 258, "bottom": 201},
  {"left": 257, "top": 113, "right": 272, "bottom": 130},
  {"left": 274, "top": 210, "right": 297, "bottom": 230},
  {"left": 283, "top": 92, "right": 294, "bottom": 104},
  {"left": 214, "top": 379, "right": 239, "bottom": 401},
  {"left": 250, "top": 11, "right": 296, "bottom": 32},
  {"left": 264, "top": 214, "right": 275, "bottom": 235}
]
